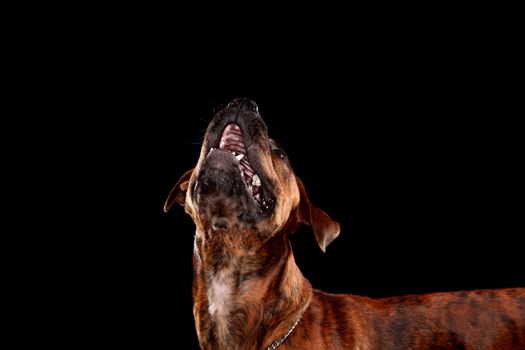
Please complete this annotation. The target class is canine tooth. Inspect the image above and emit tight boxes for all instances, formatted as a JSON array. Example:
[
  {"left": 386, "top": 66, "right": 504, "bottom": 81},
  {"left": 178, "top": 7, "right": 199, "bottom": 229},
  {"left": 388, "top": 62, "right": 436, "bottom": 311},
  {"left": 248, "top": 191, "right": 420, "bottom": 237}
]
[
  {"left": 235, "top": 154, "right": 244, "bottom": 161},
  {"left": 252, "top": 174, "right": 261, "bottom": 186}
]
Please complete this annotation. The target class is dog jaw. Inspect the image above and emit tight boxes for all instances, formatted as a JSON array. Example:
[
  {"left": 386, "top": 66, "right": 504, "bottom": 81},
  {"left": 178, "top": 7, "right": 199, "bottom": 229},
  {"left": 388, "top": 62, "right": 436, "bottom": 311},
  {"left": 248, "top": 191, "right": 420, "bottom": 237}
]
[{"left": 186, "top": 103, "right": 300, "bottom": 244}]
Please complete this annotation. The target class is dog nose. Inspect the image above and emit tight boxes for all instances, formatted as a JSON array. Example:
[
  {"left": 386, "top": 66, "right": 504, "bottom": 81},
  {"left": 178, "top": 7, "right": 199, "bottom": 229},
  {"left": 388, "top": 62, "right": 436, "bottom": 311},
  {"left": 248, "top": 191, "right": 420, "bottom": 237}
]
[{"left": 227, "top": 98, "right": 259, "bottom": 113}]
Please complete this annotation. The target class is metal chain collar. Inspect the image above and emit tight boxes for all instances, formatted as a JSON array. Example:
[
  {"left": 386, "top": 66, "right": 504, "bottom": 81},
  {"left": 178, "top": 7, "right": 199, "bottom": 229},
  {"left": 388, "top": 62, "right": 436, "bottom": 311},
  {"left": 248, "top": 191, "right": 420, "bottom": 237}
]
[{"left": 264, "top": 315, "right": 302, "bottom": 350}]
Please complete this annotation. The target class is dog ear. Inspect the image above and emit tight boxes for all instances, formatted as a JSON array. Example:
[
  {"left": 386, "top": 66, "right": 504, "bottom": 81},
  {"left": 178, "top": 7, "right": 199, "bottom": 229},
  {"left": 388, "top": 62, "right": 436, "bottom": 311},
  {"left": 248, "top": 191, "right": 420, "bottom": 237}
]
[
  {"left": 295, "top": 177, "right": 340, "bottom": 252},
  {"left": 163, "top": 168, "right": 194, "bottom": 212}
]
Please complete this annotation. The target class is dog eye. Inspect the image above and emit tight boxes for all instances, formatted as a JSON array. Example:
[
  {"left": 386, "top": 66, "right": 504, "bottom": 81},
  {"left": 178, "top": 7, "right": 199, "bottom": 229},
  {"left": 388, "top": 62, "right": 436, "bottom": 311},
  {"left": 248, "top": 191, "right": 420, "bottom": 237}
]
[
  {"left": 272, "top": 148, "right": 286, "bottom": 159},
  {"left": 270, "top": 140, "right": 287, "bottom": 160}
]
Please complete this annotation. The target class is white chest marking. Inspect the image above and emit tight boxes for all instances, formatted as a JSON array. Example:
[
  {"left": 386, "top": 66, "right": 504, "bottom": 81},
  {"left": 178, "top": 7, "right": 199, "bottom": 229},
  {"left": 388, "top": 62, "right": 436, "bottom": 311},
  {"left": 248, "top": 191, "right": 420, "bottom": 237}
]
[{"left": 207, "top": 274, "right": 231, "bottom": 318}]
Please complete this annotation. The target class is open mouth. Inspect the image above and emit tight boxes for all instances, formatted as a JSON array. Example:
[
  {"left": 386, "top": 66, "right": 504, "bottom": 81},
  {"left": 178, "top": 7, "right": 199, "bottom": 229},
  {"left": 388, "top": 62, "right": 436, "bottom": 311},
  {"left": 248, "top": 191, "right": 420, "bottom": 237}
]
[{"left": 208, "top": 123, "right": 272, "bottom": 210}]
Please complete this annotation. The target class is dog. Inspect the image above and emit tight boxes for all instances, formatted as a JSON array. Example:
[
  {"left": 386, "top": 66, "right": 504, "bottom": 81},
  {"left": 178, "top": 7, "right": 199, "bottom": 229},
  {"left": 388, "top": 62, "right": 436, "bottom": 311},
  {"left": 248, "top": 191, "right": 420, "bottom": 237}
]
[{"left": 164, "top": 98, "right": 525, "bottom": 349}]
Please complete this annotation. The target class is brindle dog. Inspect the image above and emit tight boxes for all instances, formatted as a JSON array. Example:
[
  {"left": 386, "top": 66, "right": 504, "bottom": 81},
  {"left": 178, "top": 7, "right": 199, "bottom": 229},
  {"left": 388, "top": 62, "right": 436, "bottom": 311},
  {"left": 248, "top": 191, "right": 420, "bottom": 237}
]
[{"left": 165, "top": 98, "right": 525, "bottom": 349}]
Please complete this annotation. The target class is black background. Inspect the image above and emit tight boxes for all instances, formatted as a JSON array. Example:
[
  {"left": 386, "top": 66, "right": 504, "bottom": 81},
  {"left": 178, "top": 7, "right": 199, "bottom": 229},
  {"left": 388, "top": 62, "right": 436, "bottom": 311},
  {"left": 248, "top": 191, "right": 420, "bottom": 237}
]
[{"left": 51, "top": 37, "right": 523, "bottom": 348}]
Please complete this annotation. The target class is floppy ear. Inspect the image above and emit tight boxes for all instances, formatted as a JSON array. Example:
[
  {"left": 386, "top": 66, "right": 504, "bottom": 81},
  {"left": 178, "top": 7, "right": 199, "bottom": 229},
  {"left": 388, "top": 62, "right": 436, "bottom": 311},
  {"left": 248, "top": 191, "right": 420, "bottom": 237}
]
[
  {"left": 295, "top": 177, "right": 340, "bottom": 252},
  {"left": 163, "top": 168, "right": 194, "bottom": 212}
]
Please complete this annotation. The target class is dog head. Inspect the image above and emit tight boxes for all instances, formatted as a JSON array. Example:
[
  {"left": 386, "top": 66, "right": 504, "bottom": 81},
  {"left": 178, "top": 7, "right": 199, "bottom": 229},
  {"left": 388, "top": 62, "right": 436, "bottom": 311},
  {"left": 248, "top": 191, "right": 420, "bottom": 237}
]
[{"left": 164, "top": 98, "right": 340, "bottom": 252}]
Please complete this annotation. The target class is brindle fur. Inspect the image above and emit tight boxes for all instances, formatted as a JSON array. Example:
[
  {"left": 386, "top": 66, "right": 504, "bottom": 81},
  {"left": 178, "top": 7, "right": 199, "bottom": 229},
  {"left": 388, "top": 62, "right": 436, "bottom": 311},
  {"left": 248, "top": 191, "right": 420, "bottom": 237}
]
[{"left": 165, "top": 98, "right": 525, "bottom": 349}]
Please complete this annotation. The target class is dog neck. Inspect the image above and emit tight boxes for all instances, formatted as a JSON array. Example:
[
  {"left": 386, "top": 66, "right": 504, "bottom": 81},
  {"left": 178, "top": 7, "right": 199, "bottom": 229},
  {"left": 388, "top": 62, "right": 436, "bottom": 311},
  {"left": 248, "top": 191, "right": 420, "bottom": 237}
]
[{"left": 192, "top": 230, "right": 312, "bottom": 349}]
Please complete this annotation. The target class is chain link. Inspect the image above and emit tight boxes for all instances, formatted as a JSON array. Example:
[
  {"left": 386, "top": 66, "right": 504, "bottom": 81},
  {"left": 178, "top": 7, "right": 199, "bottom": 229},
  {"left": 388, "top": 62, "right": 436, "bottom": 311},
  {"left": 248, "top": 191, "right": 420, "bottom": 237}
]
[{"left": 265, "top": 316, "right": 302, "bottom": 350}]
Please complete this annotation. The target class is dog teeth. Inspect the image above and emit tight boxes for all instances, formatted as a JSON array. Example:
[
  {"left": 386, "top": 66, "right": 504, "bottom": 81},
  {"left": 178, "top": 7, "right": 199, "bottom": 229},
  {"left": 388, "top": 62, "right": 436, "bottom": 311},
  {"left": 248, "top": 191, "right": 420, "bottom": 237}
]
[
  {"left": 252, "top": 174, "right": 261, "bottom": 186},
  {"left": 235, "top": 154, "right": 244, "bottom": 161}
]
